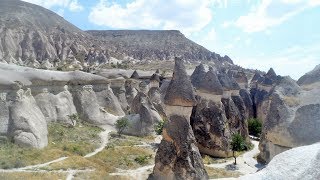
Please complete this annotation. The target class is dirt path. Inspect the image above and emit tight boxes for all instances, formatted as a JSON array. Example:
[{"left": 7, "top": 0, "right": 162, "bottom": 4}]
[
  {"left": 0, "top": 121, "right": 117, "bottom": 180},
  {"left": 84, "top": 125, "right": 115, "bottom": 158},
  {"left": 206, "top": 140, "right": 264, "bottom": 176}
]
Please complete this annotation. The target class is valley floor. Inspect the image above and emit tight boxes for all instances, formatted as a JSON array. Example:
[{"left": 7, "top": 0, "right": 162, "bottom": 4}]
[{"left": 0, "top": 123, "right": 264, "bottom": 180}]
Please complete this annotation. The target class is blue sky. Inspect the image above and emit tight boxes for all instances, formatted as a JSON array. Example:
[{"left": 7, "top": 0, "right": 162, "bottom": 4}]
[{"left": 23, "top": 0, "right": 320, "bottom": 79}]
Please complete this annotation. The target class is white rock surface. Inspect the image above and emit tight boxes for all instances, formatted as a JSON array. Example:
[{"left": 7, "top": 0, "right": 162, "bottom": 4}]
[
  {"left": 242, "top": 143, "right": 320, "bottom": 180},
  {"left": 10, "top": 88, "right": 48, "bottom": 148},
  {"left": 0, "top": 63, "right": 107, "bottom": 86}
]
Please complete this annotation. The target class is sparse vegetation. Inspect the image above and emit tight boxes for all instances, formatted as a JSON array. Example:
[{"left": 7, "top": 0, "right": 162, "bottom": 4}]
[
  {"left": 230, "top": 133, "right": 246, "bottom": 165},
  {"left": 0, "top": 172, "right": 65, "bottom": 180},
  {"left": 248, "top": 118, "right": 262, "bottom": 137},
  {"left": 205, "top": 166, "right": 242, "bottom": 179},
  {"left": 115, "top": 118, "right": 130, "bottom": 136},
  {"left": 0, "top": 122, "right": 102, "bottom": 169},
  {"left": 154, "top": 120, "right": 165, "bottom": 135}
]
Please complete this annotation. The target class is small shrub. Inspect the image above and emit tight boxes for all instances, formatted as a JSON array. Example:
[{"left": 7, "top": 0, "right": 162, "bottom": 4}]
[
  {"left": 115, "top": 118, "right": 129, "bottom": 136},
  {"left": 134, "top": 155, "right": 152, "bottom": 165},
  {"left": 154, "top": 120, "right": 165, "bottom": 135},
  {"left": 248, "top": 118, "right": 262, "bottom": 137}
]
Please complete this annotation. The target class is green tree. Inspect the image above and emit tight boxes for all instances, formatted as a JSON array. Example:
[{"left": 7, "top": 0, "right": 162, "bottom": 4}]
[
  {"left": 115, "top": 118, "right": 129, "bottom": 136},
  {"left": 248, "top": 118, "right": 262, "bottom": 137},
  {"left": 230, "top": 133, "right": 246, "bottom": 165},
  {"left": 154, "top": 120, "right": 165, "bottom": 135}
]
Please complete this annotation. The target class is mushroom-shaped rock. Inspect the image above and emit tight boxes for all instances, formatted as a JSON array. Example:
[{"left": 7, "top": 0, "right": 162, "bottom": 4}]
[
  {"left": 191, "top": 97, "right": 232, "bottom": 157},
  {"left": 199, "top": 67, "right": 224, "bottom": 94},
  {"left": 164, "top": 57, "right": 197, "bottom": 106},
  {"left": 191, "top": 64, "right": 206, "bottom": 88},
  {"left": 218, "top": 72, "right": 240, "bottom": 91},
  {"left": 151, "top": 57, "right": 208, "bottom": 180}
]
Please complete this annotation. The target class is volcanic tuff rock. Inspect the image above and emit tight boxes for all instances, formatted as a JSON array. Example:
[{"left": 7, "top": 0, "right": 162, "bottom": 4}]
[
  {"left": 164, "top": 57, "right": 197, "bottom": 107},
  {"left": 35, "top": 86, "right": 78, "bottom": 125},
  {"left": 190, "top": 64, "right": 206, "bottom": 88},
  {"left": 9, "top": 88, "right": 48, "bottom": 148},
  {"left": 87, "top": 30, "right": 233, "bottom": 64},
  {"left": 0, "top": 0, "right": 92, "bottom": 65},
  {"left": 259, "top": 74, "right": 320, "bottom": 163},
  {"left": 151, "top": 58, "right": 208, "bottom": 180},
  {"left": 0, "top": 0, "right": 235, "bottom": 67},
  {"left": 198, "top": 67, "right": 224, "bottom": 94},
  {"left": 297, "top": 64, "right": 320, "bottom": 85},
  {"left": 96, "top": 82, "right": 125, "bottom": 116},
  {"left": 124, "top": 82, "right": 162, "bottom": 136},
  {"left": 191, "top": 97, "right": 232, "bottom": 157},
  {"left": 218, "top": 72, "right": 240, "bottom": 91},
  {"left": 242, "top": 143, "right": 320, "bottom": 180}
]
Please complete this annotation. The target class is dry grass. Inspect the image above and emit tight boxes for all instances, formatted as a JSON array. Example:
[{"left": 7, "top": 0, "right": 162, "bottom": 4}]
[
  {"left": 0, "top": 172, "right": 65, "bottom": 180},
  {"left": 205, "top": 167, "right": 242, "bottom": 179},
  {"left": 202, "top": 155, "right": 232, "bottom": 165},
  {"left": 0, "top": 122, "right": 102, "bottom": 169},
  {"left": 108, "top": 132, "right": 155, "bottom": 147}
]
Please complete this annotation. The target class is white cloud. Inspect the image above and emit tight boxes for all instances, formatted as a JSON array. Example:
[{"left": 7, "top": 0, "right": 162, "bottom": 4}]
[
  {"left": 232, "top": 0, "right": 320, "bottom": 33},
  {"left": 88, "top": 0, "right": 213, "bottom": 35},
  {"left": 69, "top": 0, "right": 84, "bottom": 12},
  {"left": 22, "top": 0, "right": 84, "bottom": 15},
  {"left": 233, "top": 44, "right": 320, "bottom": 79}
]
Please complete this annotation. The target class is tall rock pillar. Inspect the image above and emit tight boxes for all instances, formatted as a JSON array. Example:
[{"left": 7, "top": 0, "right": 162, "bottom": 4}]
[{"left": 150, "top": 57, "right": 208, "bottom": 180}]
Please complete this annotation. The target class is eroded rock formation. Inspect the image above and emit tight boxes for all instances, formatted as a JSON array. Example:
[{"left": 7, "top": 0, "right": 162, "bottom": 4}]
[
  {"left": 9, "top": 88, "right": 48, "bottom": 148},
  {"left": 151, "top": 57, "right": 208, "bottom": 180}
]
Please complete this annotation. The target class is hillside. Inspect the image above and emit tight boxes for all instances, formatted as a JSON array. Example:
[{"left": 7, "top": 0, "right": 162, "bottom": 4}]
[{"left": 0, "top": 0, "right": 233, "bottom": 68}]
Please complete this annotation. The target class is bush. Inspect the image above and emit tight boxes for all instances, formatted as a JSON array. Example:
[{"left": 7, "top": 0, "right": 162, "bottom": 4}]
[
  {"left": 154, "top": 120, "right": 165, "bottom": 135},
  {"left": 115, "top": 118, "right": 129, "bottom": 136},
  {"left": 134, "top": 155, "right": 152, "bottom": 165},
  {"left": 248, "top": 118, "right": 262, "bottom": 137}
]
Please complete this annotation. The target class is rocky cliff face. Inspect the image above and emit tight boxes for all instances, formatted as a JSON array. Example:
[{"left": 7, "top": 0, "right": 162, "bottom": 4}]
[{"left": 258, "top": 73, "right": 320, "bottom": 163}]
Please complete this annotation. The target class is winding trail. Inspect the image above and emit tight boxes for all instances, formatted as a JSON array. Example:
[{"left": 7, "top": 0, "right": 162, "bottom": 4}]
[
  {"left": 0, "top": 122, "right": 117, "bottom": 180},
  {"left": 84, "top": 125, "right": 115, "bottom": 158},
  {"left": 206, "top": 140, "right": 264, "bottom": 176}
]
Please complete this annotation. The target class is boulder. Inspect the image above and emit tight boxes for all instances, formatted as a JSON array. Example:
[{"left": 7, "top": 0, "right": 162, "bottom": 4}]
[
  {"left": 151, "top": 57, "right": 208, "bottom": 180},
  {"left": 9, "top": 88, "right": 48, "bottom": 148}
]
